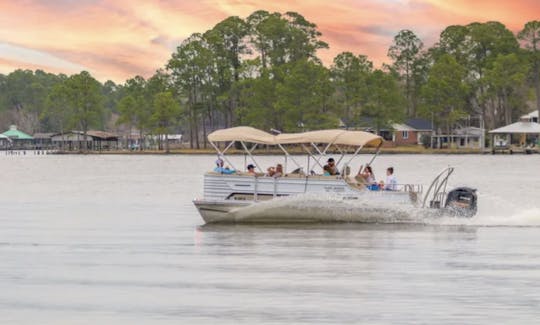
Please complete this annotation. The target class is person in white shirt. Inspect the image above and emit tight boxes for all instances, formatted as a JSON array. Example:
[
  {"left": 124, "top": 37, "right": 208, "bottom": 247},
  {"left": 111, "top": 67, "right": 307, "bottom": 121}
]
[{"left": 384, "top": 167, "right": 397, "bottom": 191}]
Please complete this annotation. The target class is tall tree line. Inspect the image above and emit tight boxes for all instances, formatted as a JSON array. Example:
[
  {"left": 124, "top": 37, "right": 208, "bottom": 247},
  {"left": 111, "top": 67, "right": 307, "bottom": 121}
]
[{"left": 0, "top": 12, "right": 538, "bottom": 149}]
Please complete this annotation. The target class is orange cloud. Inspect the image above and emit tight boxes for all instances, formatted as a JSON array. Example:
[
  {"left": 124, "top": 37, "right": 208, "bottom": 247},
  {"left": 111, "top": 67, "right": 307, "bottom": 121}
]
[{"left": 0, "top": 0, "right": 537, "bottom": 82}]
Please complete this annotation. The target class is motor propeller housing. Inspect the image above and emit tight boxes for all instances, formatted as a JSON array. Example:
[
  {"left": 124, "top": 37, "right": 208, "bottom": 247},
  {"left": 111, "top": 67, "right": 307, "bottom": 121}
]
[{"left": 445, "top": 187, "right": 477, "bottom": 217}]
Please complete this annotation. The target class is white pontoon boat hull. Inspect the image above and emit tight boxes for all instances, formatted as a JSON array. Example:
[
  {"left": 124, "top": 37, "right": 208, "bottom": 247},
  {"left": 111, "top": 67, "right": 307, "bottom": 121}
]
[{"left": 194, "top": 173, "right": 422, "bottom": 223}]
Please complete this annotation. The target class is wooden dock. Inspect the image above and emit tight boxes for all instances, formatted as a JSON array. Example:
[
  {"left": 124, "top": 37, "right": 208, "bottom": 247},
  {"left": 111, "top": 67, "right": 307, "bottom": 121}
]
[{"left": 487, "top": 146, "right": 539, "bottom": 154}]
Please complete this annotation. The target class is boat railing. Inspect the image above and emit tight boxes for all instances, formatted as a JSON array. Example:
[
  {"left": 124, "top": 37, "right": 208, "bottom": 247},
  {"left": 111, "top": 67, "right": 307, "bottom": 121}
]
[
  {"left": 422, "top": 167, "right": 454, "bottom": 208},
  {"left": 359, "top": 183, "right": 423, "bottom": 193},
  {"left": 401, "top": 183, "right": 423, "bottom": 193}
]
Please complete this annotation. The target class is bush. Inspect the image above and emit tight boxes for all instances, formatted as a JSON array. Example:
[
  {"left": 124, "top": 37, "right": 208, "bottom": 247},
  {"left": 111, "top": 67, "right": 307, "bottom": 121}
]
[{"left": 420, "top": 134, "right": 432, "bottom": 149}]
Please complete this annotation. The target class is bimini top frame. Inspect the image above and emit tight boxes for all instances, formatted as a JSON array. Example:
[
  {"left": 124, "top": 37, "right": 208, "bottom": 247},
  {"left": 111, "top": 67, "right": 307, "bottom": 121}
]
[{"left": 207, "top": 126, "right": 384, "bottom": 173}]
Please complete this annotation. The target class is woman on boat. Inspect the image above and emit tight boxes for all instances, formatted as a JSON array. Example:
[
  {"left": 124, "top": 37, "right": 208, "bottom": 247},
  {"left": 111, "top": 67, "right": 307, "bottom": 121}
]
[
  {"left": 214, "top": 158, "right": 236, "bottom": 174},
  {"left": 359, "top": 165, "right": 376, "bottom": 184},
  {"left": 357, "top": 165, "right": 379, "bottom": 190}
]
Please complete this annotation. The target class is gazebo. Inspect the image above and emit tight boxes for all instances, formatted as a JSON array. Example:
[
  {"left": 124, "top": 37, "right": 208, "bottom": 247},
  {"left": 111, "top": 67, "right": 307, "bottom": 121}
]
[
  {"left": 0, "top": 133, "right": 12, "bottom": 149},
  {"left": 2, "top": 125, "right": 34, "bottom": 149},
  {"left": 488, "top": 121, "right": 540, "bottom": 153}
]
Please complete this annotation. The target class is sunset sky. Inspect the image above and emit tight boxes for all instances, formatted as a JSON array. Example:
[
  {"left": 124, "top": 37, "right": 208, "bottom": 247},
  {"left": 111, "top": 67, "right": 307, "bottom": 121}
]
[{"left": 0, "top": 0, "right": 538, "bottom": 82}]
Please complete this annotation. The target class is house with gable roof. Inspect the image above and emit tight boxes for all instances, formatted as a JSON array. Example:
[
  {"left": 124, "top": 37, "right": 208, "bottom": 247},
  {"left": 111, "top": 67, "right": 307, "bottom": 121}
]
[{"left": 391, "top": 118, "right": 434, "bottom": 146}]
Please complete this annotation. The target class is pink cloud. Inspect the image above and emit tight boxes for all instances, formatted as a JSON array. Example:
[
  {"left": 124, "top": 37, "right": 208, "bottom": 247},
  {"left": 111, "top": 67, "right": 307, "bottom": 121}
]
[{"left": 0, "top": 0, "right": 537, "bottom": 82}]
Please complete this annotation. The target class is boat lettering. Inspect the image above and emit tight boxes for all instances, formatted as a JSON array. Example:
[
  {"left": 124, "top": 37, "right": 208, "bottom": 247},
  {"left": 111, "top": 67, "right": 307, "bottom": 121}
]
[{"left": 324, "top": 186, "right": 345, "bottom": 192}]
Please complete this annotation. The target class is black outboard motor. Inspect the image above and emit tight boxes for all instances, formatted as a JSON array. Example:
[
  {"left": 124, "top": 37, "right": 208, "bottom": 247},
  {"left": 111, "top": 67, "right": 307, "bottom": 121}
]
[{"left": 445, "top": 187, "right": 477, "bottom": 217}]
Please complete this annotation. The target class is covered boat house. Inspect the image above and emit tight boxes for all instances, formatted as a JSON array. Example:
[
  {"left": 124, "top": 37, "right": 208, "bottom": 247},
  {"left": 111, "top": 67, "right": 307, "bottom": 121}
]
[
  {"left": 0, "top": 133, "right": 12, "bottom": 149},
  {"left": 488, "top": 121, "right": 540, "bottom": 154}
]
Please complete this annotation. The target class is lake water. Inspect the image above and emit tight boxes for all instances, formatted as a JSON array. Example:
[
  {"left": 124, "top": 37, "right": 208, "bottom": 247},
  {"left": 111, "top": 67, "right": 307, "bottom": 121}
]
[{"left": 1, "top": 153, "right": 539, "bottom": 324}]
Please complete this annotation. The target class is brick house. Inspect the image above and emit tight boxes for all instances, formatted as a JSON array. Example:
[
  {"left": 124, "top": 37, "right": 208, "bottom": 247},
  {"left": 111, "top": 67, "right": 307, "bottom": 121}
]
[{"left": 391, "top": 118, "right": 434, "bottom": 146}]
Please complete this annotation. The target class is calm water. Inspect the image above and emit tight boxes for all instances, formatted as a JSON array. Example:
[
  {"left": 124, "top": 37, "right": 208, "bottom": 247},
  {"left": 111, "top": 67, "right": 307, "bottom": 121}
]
[{"left": 1, "top": 153, "right": 539, "bottom": 324}]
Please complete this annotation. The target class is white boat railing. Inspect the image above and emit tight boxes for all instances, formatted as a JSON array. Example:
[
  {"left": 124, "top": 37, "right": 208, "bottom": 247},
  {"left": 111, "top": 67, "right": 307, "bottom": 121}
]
[{"left": 213, "top": 172, "right": 423, "bottom": 201}]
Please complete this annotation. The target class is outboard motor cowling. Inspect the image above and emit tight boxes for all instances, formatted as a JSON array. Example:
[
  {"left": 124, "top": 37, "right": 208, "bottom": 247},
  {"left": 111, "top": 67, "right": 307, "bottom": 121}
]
[{"left": 445, "top": 187, "right": 477, "bottom": 217}]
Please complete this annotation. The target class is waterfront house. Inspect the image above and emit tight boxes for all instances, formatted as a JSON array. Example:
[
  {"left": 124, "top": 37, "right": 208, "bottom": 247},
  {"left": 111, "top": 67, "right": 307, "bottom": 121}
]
[
  {"left": 50, "top": 130, "right": 119, "bottom": 151},
  {"left": 451, "top": 127, "right": 483, "bottom": 149},
  {"left": 391, "top": 118, "right": 434, "bottom": 146},
  {"left": 520, "top": 111, "right": 539, "bottom": 123},
  {"left": 33, "top": 133, "right": 57, "bottom": 149}
]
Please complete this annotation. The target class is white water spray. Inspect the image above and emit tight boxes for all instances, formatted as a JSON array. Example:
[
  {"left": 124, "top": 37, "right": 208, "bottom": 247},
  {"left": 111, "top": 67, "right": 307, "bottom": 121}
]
[{"left": 228, "top": 192, "right": 540, "bottom": 227}]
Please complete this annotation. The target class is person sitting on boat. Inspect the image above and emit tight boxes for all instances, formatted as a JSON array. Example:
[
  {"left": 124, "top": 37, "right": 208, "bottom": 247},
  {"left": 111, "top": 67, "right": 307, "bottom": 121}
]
[
  {"left": 266, "top": 166, "right": 275, "bottom": 177},
  {"left": 274, "top": 164, "right": 284, "bottom": 177},
  {"left": 214, "top": 158, "right": 235, "bottom": 174},
  {"left": 323, "top": 165, "right": 332, "bottom": 176},
  {"left": 359, "top": 165, "right": 376, "bottom": 184},
  {"left": 384, "top": 167, "right": 398, "bottom": 191},
  {"left": 246, "top": 164, "right": 256, "bottom": 175},
  {"left": 324, "top": 158, "right": 340, "bottom": 175},
  {"left": 356, "top": 165, "right": 378, "bottom": 190}
]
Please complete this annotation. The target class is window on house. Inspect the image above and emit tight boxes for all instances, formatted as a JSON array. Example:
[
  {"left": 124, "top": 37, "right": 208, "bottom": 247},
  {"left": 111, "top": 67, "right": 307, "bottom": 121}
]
[{"left": 402, "top": 131, "right": 409, "bottom": 139}]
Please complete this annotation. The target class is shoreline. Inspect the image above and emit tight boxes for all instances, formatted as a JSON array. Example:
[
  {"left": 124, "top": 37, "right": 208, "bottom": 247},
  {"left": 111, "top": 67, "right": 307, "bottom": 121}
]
[
  {"left": 48, "top": 147, "right": 488, "bottom": 155},
  {"left": 8, "top": 145, "right": 536, "bottom": 155}
]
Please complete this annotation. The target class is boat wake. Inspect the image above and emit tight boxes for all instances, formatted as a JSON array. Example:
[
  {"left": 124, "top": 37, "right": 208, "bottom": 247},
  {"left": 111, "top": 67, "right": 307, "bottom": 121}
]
[
  {"left": 228, "top": 193, "right": 540, "bottom": 227},
  {"left": 434, "top": 208, "right": 540, "bottom": 227},
  {"left": 431, "top": 191, "right": 540, "bottom": 227}
]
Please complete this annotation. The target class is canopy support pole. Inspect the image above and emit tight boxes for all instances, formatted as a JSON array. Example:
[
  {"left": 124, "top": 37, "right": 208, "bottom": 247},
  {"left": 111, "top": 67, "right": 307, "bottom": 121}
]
[
  {"left": 345, "top": 145, "right": 364, "bottom": 166},
  {"left": 311, "top": 143, "right": 324, "bottom": 156},
  {"left": 365, "top": 142, "right": 383, "bottom": 168},
  {"left": 210, "top": 140, "right": 237, "bottom": 170},
  {"left": 303, "top": 144, "right": 324, "bottom": 170},
  {"left": 247, "top": 143, "right": 259, "bottom": 170},
  {"left": 277, "top": 144, "right": 301, "bottom": 172},
  {"left": 322, "top": 142, "right": 332, "bottom": 155},
  {"left": 334, "top": 144, "right": 346, "bottom": 166},
  {"left": 240, "top": 141, "right": 262, "bottom": 172}
]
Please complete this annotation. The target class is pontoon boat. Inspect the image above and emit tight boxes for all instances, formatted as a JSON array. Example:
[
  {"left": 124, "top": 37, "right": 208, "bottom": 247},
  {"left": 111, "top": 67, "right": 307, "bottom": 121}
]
[{"left": 193, "top": 127, "right": 477, "bottom": 223}]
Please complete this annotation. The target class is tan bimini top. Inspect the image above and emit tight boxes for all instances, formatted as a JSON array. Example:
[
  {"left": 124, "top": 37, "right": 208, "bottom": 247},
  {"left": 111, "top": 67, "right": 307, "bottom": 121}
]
[
  {"left": 208, "top": 126, "right": 383, "bottom": 148},
  {"left": 275, "top": 129, "right": 383, "bottom": 147},
  {"left": 207, "top": 126, "right": 275, "bottom": 144}
]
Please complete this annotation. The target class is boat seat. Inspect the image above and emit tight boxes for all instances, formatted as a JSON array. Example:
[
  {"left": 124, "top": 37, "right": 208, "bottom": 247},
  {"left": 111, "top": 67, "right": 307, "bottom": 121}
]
[
  {"left": 345, "top": 175, "right": 367, "bottom": 190},
  {"left": 284, "top": 173, "right": 305, "bottom": 178}
]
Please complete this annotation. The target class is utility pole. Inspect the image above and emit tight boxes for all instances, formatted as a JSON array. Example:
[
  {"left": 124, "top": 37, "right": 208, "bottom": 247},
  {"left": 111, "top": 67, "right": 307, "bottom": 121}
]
[{"left": 431, "top": 112, "right": 435, "bottom": 149}]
